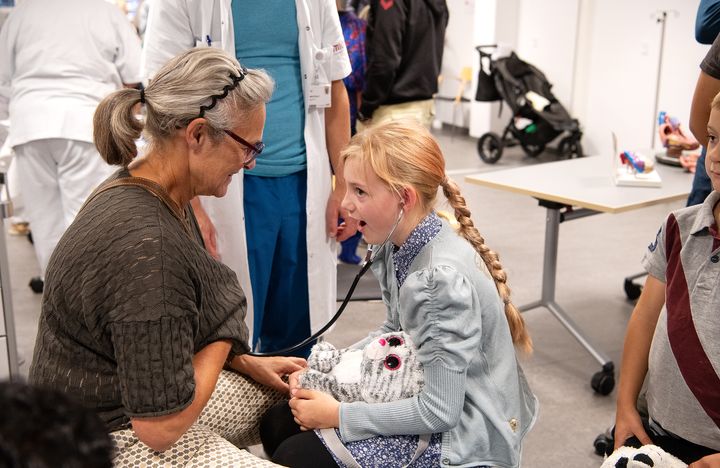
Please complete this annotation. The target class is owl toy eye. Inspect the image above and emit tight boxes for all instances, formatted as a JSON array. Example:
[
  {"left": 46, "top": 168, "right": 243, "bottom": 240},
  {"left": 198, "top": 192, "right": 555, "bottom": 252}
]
[
  {"left": 387, "top": 336, "right": 404, "bottom": 347},
  {"left": 384, "top": 354, "right": 402, "bottom": 370}
]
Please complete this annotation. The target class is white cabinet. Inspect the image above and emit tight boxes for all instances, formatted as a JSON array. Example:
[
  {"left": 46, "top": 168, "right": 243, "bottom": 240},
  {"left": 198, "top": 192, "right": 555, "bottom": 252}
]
[
  {"left": 0, "top": 214, "right": 18, "bottom": 380},
  {"left": 0, "top": 337, "right": 9, "bottom": 380},
  {"left": 0, "top": 260, "right": 18, "bottom": 380},
  {"left": 0, "top": 289, "right": 5, "bottom": 336},
  {"left": 0, "top": 275, "right": 7, "bottom": 380}
]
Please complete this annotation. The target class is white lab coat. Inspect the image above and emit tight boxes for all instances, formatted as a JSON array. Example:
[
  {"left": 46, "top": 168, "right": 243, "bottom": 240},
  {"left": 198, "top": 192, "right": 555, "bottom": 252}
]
[
  {"left": 0, "top": 0, "right": 142, "bottom": 147},
  {"left": 142, "top": 0, "right": 351, "bottom": 338},
  {"left": 0, "top": 0, "right": 141, "bottom": 275}
]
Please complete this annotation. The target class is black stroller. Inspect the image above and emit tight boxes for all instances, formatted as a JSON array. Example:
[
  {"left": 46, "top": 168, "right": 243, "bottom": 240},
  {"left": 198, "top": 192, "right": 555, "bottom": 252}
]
[{"left": 474, "top": 45, "right": 584, "bottom": 164}]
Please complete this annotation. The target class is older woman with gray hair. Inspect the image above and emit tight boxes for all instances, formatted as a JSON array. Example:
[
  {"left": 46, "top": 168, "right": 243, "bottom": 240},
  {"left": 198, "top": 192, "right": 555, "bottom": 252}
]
[{"left": 28, "top": 48, "right": 302, "bottom": 466}]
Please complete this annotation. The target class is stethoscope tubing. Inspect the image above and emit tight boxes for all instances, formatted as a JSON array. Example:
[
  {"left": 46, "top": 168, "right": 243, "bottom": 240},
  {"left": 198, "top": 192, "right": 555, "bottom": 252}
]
[
  {"left": 247, "top": 259, "right": 373, "bottom": 357},
  {"left": 247, "top": 208, "right": 404, "bottom": 357}
]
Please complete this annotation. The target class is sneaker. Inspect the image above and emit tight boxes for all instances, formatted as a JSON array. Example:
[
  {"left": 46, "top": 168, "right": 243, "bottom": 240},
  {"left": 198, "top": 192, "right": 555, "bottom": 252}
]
[{"left": 338, "top": 252, "right": 362, "bottom": 265}]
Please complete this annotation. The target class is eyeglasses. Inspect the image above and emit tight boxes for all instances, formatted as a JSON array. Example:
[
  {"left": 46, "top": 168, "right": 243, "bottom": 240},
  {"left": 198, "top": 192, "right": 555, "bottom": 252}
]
[{"left": 224, "top": 130, "right": 264, "bottom": 165}]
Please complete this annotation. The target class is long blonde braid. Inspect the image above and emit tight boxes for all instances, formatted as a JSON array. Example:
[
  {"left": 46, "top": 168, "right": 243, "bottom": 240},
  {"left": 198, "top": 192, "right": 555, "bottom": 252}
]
[{"left": 441, "top": 177, "right": 532, "bottom": 354}]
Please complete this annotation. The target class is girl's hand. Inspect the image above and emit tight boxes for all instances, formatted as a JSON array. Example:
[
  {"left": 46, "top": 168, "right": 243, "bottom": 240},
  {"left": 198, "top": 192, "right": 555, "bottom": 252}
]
[
  {"left": 288, "top": 388, "right": 340, "bottom": 430},
  {"left": 288, "top": 368, "right": 307, "bottom": 391},
  {"left": 613, "top": 405, "right": 652, "bottom": 449},
  {"left": 231, "top": 354, "right": 306, "bottom": 394}
]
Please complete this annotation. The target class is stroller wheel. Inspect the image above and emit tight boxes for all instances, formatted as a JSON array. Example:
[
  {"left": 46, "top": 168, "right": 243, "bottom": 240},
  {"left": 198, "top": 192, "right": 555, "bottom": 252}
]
[
  {"left": 591, "top": 367, "right": 615, "bottom": 395},
  {"left": 477, "top": 133, "right": 504, "bottom": 164},
  {"left": 593, "top": 432, "right": 614, "bottom": 456},
  {"left": 624, "top": 278, "right": 642, "bottom": 301},
  {"left": 559, "top": 136, "right": 584, "bottom": 159},
  {"left": 520, "top": 142, "right": 545, "bottom": 158}
]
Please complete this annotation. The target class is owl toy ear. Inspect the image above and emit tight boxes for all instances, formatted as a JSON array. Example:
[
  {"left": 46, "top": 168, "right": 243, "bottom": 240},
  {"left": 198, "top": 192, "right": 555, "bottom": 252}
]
[{"left": 306, "top": 341, "right": 342, "bottom": 373}]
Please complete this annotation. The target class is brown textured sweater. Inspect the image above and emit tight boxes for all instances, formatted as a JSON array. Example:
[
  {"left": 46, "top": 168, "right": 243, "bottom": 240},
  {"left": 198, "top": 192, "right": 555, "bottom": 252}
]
[{"left": 28, "top": 171, "right": 250, "bottom": 431}]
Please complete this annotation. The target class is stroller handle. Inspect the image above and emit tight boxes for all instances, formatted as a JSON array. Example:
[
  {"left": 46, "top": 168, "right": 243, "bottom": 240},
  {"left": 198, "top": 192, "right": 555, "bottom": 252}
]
[{"left": 476, "top": 44, "right": 497, "bottom": 59}]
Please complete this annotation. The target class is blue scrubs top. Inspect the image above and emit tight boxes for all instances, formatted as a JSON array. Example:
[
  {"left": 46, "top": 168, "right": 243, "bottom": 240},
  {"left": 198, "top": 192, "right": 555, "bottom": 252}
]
[{"left": 232, "top": 0, "right": 307, "bottom": 177}]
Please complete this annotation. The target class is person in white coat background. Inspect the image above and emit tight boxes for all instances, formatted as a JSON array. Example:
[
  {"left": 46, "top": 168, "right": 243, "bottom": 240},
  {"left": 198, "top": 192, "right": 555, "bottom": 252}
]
[
  {"left": 142, "top": 0, "right": 355, "bottom": 357},
  {"left": 0, "top": 0, "right": 142, "bottom": 292}
]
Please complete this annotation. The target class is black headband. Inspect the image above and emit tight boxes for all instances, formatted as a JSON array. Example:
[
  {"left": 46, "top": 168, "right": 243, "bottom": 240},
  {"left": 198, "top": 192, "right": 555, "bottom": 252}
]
[{"left": 198, "top": 67, "right": 247, "bottom": 118}]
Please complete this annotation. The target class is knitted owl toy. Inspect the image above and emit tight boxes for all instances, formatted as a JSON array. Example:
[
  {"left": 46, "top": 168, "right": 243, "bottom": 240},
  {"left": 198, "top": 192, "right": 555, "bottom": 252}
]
[
  {"left": 299, "top": 331, "right": 424, "bottom": 403},
  {"left": 601, "top": 445, "right": 686, "bottom": 468}
]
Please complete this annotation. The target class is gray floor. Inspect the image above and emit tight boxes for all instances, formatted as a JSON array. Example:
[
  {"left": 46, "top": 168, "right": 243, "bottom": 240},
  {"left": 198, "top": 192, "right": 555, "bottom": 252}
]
[{"left": 2, "top": 127, "right": 686, "bottom": 467}]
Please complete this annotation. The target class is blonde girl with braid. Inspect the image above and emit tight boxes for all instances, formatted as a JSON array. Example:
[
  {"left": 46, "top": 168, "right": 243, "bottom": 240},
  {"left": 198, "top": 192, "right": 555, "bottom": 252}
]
[{"left": 261, "top": 120, "right": 538, "bottom": 468}]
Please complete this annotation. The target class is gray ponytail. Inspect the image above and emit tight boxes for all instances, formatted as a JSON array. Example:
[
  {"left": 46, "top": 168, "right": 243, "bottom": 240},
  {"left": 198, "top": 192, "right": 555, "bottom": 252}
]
[
  {"left": 93, "top": 88, "right": 143, "bottom": 166},
  {"left": 93, "top": 48, "right": 274, "bottom": 167}
]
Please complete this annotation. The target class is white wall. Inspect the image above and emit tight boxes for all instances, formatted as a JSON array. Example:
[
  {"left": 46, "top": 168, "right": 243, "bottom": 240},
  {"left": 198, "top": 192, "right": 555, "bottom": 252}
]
[
  {"left": 577, "top": 1, "right": 707, "bottom": 155},
  {"left": 443, "top": 0, "right": 709, "bottom": 156},
  {"left": 515, "top": 0, "right": 579, "bottom": 108}
]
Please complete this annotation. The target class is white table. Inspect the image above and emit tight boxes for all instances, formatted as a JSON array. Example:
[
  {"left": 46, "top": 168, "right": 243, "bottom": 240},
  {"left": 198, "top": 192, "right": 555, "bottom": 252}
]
[{"left": 466, "top": 155, "right": 692, "bottom": 394}]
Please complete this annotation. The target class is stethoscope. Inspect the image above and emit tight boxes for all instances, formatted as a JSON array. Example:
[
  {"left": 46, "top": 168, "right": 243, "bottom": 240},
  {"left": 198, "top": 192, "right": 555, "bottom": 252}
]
[{"left": 248, "top": 207, "right": 404, "bottom": 357}]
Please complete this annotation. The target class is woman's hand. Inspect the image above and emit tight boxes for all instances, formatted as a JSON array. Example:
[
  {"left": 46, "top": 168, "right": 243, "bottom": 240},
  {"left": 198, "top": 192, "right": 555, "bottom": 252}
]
[
  {"left": 613, "top": 404, "right": 652, "bottom": 449},
  {"left": 230, "top": 354, "right": 306, "bottom": 394},
  {"left": 288, "top": 388, "right": 340, "bottom": 430},
  {"left": 190, "top": 198, "right": 219, "bottom": 260},
  {"left": 689, "top": 453, "right": 720, "bottom": 467}
]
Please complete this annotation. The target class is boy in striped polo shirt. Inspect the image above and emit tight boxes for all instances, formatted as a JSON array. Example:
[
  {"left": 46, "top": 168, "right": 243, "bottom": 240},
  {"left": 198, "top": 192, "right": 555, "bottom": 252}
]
[{"left": 613, "top": 91, "right": 720, "bottom": 465}]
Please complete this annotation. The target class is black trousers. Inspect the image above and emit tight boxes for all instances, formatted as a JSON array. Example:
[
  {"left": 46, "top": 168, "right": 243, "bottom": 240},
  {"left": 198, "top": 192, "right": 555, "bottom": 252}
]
[{"left": 259, "top": 402, "right": 338, "bottom": 467}]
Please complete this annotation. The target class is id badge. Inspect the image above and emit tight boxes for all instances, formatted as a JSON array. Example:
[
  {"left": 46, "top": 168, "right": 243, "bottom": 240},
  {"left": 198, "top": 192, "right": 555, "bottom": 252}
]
[{"left": 308, "top": 83, "right": 332, "bottom": 108}]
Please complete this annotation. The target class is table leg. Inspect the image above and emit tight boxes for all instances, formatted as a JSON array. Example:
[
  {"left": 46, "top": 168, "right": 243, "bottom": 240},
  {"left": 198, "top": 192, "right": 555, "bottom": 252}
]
[{"left": 519, "top": 206, "right": 615, "bottom": 394}]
